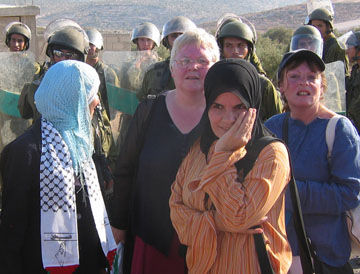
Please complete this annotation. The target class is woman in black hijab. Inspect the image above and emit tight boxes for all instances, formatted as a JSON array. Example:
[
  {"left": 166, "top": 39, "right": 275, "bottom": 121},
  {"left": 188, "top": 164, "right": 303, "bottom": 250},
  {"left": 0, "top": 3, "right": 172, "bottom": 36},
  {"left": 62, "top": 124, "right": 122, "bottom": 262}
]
[{"left": 169, "top": 59, "right": 292, "bottom": 273}]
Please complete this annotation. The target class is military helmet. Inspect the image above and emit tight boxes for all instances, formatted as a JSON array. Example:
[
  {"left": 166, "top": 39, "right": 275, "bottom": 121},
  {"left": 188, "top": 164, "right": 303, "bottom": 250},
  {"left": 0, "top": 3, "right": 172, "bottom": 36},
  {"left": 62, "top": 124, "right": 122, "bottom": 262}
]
[
  {"left": 46, "top": 26, "right": 89, "bottom": 62},
  {"left": 308, "top": 7, "right": 334, "bottom": 30},
  {"left": 215, "top": 18, "right": 241, "bottom": 40},
  {"left": 161, "top": 16, "right": 196, "bottom": 47},
  {"left": 86, "top": 28, "right": 103, "bottom": 50},
  {"left": 131, "top": 22, "right": 161, "bottom": 47},
  {"left": 5, "top": 22, "right": 31, "bottom": 50},
  {"left": 215, "top": 13, "right": 242, "bottom": 39},
  {"left": 217, "top": 21, "right": 255, "bottom": 49},
  {"left": 346, "top": 31, "right": 360, "bottom": 49},
  {"left": 290, "top": 25, "right": 323, "bottom": 58}
]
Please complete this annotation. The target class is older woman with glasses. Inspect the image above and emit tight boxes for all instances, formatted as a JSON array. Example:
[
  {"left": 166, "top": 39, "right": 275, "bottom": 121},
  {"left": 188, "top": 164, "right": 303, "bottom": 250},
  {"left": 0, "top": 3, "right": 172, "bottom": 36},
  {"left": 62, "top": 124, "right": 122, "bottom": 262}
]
[
  {"left": 110, "top": 28, "right": 219, "bottom": 274},
  {"left": 265, "top": 49, "right": 360, "bottom": 273}
]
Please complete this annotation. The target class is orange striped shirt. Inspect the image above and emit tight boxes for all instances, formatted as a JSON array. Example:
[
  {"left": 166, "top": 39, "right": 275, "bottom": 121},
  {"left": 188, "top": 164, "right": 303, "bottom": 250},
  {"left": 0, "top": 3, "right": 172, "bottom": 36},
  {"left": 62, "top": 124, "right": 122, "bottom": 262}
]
[{"left": 169, "top": 140, "right": 292, "bottom": 273}]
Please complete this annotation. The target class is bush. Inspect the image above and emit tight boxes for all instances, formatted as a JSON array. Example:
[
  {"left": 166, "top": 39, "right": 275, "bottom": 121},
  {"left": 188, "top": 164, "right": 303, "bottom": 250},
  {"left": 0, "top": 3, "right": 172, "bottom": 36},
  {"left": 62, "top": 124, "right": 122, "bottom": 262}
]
[
  {"left": 263, "top": 27, "right": 293, "bottom": 45},
  {"left": 156, "top": 44, "right": 170, "bottom": 60},
  {"left": 255, "top": 35, "right": 288, "bottom": 81}
]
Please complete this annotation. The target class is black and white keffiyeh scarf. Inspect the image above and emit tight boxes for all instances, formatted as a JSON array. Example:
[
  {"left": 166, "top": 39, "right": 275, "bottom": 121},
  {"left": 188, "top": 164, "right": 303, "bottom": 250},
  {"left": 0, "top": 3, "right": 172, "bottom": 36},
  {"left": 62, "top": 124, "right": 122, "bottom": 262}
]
[{"left": 40, "top": 119, "right": 116, "bottom": 273}]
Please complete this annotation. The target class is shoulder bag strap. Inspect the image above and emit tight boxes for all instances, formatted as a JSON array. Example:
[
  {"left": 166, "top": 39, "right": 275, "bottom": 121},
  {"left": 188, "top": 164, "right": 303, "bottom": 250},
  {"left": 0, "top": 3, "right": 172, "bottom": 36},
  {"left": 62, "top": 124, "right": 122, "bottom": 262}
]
[
  {"left": 242, "top": 136, "right": 279, "bottom": 274},
  {"left": 282, "top": 113, "right": 316, "bottom": 274},
  {"left": 325, "top": 115, "right": 341, "bottom": 161}
]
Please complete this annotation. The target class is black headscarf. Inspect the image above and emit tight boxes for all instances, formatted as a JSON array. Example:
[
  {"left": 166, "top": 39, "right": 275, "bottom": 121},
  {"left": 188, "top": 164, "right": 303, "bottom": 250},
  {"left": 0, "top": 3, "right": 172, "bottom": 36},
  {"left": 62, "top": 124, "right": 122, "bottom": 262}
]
[{"left": 200, "top": 58, "right": 273, "bottom": 157}]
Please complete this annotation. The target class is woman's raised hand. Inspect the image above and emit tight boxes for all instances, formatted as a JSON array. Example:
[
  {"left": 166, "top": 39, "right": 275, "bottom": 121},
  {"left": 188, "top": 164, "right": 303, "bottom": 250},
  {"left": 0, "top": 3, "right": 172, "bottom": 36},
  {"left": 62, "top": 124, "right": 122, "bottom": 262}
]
[{"left": 215, "top": 108, "right": 256, "bottom": 153}]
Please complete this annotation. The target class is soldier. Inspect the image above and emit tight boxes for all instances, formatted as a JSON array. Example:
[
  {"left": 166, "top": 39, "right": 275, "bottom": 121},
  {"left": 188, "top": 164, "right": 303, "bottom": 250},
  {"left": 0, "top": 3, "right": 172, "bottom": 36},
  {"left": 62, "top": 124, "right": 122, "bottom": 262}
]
[
  {"left": 217, "top": 20, "right": 283, "bottom": 120},
  {"left": 4, "top": 21, "right": 41, "bottom": 74},
  {"left": 345, "top": 31, "right": 360, "bottom": 132},
  {"left": 18, "top": 26, "right": 88, "bottom": 121},
  {"left": 125, "top": 22, "right": 161, "bottom": 91},
  {"left": 307, "top": 7, "right": 349, "bottom": 75},
  {"left": 5, "top": 22, "right": 31, "bottom": 52},
  {"left": 137, "top": 16, "right": 196, "bottom": 101},
  {"left": 290, "top": 25, "right": 323, "bottom": 57},
  {"left": 86, "top": 28, "right": 119, "bottom": 118},
  {"left": 215, "top": 13, "right": 267, "bottom": 75},
  {"left": 115, "top": 23, "right": 161, "bottom": 154},
  {"left": 132, "top": 22, "right": 160, "bottom": 52},
  {"left": 85, "top": 28, "right": 118, "bottom": 204}
]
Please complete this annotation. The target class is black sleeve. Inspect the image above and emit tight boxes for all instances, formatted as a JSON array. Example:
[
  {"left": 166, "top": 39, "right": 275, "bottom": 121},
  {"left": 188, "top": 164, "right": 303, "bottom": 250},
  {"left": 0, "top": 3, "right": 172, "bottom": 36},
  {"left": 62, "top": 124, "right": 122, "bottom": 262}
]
[
  {"left": 109, "top": 98, "right": 155, "bottom": 229},
  {"left": 0, "top": 132, "right": 40, "bottom": 273}
]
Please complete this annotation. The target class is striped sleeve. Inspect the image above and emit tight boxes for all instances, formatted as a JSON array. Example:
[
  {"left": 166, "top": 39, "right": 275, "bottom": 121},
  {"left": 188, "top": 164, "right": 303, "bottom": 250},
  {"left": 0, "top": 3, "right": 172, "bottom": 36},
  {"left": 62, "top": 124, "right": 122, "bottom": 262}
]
[
  {"left": 196, "top": 142, "right": 290, "bottom": 233},
  {"left": 169, "top": 148, "right": 218, "bottom": 273}
]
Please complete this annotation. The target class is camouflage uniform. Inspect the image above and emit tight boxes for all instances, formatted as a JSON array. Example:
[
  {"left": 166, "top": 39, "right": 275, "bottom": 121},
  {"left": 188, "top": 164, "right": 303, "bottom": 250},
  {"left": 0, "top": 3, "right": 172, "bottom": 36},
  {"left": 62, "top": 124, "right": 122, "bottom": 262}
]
[
  {"left": 115, "top": 53, "right": 159, "bottom": 155},
  {"left": 323, "top": 33, "right": 349, "bottom": 76},
  {"left": 18, "top": 61, "right": 50, "bottom": 121},
  {"left": 137, "top": 57, "right": 175, "bottom": 101},
  {"left": 307, "top": 8, "right": 349, "bottom": 76},
  {"left": 259, "top": 75, "right": 283, "bottom": 121},
  {"left": 346, "top": 64, "right": 360, "bottom": 132},
  {"left": 93, "top": 60, "right": 119, "bottom": 118},
  {"left": 249, "top": 51, "right": 267, "bottom": 76}
]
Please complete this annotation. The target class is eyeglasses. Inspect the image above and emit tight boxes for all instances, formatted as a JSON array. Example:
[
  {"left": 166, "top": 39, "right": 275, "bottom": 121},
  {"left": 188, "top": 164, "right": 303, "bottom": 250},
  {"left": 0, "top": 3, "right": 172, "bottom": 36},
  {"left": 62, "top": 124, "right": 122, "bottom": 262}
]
[
  {"left": 174, "top": 58, "right": 211, "bottom": 69},
  {"left": 52, "top": 49, "right": 79, "bottom": 59}
]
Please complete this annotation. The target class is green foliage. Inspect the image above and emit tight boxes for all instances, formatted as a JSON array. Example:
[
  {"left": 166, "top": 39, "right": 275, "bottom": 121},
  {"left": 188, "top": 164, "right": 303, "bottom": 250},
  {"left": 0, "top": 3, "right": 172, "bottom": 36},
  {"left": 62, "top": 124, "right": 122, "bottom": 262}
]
[
  {"left": 156, "top": 44, "right": 170, "bottom": 61},
  {"left": 263, "top": 27, "right": 293, "bottom": 45},
  {"left": 255, "top": 35, "right": 289, "bottom": 81},
  {"left": 333, "top": 29, "right": 342, "bottom": 37}
]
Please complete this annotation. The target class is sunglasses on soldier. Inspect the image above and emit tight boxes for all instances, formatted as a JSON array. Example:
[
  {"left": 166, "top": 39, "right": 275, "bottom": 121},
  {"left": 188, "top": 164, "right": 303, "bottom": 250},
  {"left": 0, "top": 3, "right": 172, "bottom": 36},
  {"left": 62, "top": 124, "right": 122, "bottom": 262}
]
[{"left": 52, "top": 49, "right": 79, "bottom": 59}]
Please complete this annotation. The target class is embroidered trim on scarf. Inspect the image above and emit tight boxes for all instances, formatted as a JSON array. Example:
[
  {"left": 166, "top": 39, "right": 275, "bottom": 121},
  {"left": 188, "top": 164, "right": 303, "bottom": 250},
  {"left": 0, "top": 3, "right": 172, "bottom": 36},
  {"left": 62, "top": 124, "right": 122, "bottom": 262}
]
[{"left": 40, "top": 118, "right": 116, "bottom": 273}]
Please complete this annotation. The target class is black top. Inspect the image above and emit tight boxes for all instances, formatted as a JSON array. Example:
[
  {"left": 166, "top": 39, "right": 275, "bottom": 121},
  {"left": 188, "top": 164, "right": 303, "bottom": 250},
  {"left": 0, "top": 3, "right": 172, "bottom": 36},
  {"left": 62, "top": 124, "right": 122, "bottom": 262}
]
[
  {"left": 133, "top": 95, "right": 201, "bottom": 254},
  {"left": 0, "top": 119, "right": 106, "bottom": 273}
]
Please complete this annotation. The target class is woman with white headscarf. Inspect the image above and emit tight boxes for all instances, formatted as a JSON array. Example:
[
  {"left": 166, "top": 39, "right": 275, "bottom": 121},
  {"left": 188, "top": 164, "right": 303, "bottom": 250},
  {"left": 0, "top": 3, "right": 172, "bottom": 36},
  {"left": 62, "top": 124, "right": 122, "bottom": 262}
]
[{"left": 0, "top": 60, "right": 116, "bottom": 273}]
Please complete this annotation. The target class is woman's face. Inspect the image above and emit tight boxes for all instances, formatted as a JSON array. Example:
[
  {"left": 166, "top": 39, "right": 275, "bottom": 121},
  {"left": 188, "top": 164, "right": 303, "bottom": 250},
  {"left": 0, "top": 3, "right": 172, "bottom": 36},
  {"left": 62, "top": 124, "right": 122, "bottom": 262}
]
[
  {"left": 208, "top": 92, "right": 248, "bottom": 138},
  {"left": 171, "top": 43, "right": 214, "bottom": 95},
  {"left": 280, "top": 61, "right": 323, "bottom": 110}
]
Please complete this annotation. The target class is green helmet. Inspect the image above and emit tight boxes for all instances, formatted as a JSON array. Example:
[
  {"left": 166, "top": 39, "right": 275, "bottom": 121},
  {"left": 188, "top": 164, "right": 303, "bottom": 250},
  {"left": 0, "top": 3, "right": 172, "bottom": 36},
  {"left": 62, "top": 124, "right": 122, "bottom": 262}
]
[
  {"left": 308, "top": 8, "right": 334, "bottom": 31},
  {"left": 215, "top": 13, "right": 242, "bottom": 39},
  {"left": 290, "top": 25, "right": 323, "bottom": 58},
  {"left": 5, "top": 22, "right": 31, "bottom": 50},
  {"left": 46, "top": 26, "right": 89, "bottom": 62},
  {"left": 217, "top": 21, "right": 255, "bottom": 50}
]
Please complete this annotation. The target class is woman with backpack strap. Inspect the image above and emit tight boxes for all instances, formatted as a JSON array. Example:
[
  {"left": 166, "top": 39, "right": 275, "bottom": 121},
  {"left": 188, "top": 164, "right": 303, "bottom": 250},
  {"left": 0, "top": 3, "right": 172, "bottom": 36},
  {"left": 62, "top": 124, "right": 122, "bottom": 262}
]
[{"left": 265, "top": 49, "right": 360, "bottom": 273}]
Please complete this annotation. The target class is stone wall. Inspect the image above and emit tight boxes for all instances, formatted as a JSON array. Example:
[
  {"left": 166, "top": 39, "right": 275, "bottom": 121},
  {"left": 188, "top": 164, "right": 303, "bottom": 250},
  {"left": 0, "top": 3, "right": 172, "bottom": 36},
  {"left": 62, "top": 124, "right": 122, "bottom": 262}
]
[
  {"left": 0, "top": 5, "right": 39, "bottom": 55},
  {"left": 0, "top": 5, "right": 132, "bottom": 62}
]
